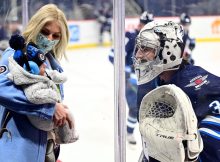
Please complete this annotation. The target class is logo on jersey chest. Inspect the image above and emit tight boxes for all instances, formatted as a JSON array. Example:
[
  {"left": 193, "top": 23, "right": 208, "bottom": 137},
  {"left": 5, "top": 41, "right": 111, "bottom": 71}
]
[
  {"left": 0, "top": 65, "right": 7, "bottom": 74},
  {"left": 185, "top": 75, "right": 209, "bottom": 90}
]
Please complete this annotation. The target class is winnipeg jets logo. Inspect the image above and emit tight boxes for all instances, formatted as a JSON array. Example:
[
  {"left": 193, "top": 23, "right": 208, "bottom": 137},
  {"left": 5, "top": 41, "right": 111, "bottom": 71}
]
[
  {"left": 0, "top": 65, "right": 7, "bottom": 74},
  {"left": 38, "top": 53, "right": 45, "bottom": 62},
  {"left": 185, "top": 75, "right": 209, "bottom": 90}
]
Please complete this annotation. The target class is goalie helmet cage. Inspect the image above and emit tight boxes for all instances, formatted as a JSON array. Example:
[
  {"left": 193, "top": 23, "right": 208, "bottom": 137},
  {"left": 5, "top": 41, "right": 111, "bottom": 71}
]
[{"left": 113, "top": 0, "right": 126, "bottom": 162}]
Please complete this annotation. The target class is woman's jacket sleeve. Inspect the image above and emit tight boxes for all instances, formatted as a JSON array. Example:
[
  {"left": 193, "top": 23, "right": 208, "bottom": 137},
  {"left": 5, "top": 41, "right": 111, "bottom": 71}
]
[{"left": 0, "top": 48, "right": 55, "bottom": 119}]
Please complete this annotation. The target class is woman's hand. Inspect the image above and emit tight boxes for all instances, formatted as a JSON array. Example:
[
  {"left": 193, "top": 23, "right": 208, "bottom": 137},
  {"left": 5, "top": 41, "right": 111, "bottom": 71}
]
[{"left": 53, "top": 102, "right": 72, "bottom": 128}]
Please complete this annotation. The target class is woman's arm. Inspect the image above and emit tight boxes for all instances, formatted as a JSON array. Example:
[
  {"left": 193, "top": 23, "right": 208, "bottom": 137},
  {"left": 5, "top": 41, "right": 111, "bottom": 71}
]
[{"left": 0, "top": 48, "right": 55, "bottom": 119}]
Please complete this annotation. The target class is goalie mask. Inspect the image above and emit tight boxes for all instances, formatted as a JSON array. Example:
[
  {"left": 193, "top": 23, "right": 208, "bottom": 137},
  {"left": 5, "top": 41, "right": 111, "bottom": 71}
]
[
  {"left": 133, "top": 21, "right": 184, "bottom": 85},
  {"left": 139, "top": 84, "right": 203, "bottom": 162}
]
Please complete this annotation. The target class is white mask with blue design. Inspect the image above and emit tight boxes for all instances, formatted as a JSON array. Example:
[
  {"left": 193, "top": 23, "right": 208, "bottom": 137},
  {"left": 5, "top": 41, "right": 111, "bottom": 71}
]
[{"left": 36, "top": 33, "right": 59, "bottom": 54}]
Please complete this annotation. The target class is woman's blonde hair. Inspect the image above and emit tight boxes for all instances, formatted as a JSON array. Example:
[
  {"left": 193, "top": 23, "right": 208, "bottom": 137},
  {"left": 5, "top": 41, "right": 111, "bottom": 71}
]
[{"left": 23, "top": 4, "right": 69, "bottom": 60}]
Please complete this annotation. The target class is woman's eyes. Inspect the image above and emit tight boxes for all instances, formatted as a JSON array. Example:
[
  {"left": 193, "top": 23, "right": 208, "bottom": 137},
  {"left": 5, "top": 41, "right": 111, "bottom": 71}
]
[
  {"left": 41, "top": 30, "right": 50, "bottom": 36},
  {"left": 52, "top": 34, "right": 61, "bottom": 39},
  {"left": 41, "top": 30, "right": 61, "bottom": 39}
]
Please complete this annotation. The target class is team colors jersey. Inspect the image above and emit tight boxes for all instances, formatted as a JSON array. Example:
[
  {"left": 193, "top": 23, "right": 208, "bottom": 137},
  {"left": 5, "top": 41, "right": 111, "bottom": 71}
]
[
  {"left": 182, "top": 30, "right": 196, "bottom": 51},
  {"left": 109, "top": 29, "right": 138, "bottom": 67},
  {"left": 137, "top": 64, "right": 220, "bottom": 162},
  {"left": 125, "top": 30, "right": 139, "bottom": 66}
]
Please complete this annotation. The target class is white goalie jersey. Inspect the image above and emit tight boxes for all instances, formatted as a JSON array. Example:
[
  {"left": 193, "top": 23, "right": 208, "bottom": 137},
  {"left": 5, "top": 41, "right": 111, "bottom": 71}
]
[{"left": 139, "top": 84, "right": 203, "bottom": 162}]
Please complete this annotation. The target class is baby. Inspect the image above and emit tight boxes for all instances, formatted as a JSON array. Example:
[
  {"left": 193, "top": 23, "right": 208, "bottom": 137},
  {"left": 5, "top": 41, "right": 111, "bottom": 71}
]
[{"left": 7, "top": 42, "right": 78, "bottom": 144}]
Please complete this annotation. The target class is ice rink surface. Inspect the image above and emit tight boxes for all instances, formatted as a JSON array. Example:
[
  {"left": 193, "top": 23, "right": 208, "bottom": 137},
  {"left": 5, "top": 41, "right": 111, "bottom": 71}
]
[{"left": 59, "top": 42, "right": 219, "bottom": 162}]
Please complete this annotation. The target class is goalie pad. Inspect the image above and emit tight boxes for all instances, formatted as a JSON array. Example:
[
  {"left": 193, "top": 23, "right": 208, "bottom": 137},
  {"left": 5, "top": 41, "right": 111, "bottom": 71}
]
[{"left": 139, "top": 84, "right": 203, "bottom": 162}]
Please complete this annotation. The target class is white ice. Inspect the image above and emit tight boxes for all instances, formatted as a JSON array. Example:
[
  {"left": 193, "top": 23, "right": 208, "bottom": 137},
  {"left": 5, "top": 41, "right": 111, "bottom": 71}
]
[{"left": 59, "top": 42, "right": 219, "bottom": 162}]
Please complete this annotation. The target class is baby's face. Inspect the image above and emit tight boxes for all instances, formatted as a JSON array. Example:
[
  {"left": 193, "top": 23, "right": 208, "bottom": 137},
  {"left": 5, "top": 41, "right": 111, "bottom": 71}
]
[{"left": 39, "top": 63, "right": 46, "bottom": 76}]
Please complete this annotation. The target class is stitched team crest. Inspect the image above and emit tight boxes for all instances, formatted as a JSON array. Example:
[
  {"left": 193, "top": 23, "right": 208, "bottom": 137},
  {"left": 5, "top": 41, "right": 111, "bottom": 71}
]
[{"left": 185, "top": 75, "right": 209, "bottom": 90}]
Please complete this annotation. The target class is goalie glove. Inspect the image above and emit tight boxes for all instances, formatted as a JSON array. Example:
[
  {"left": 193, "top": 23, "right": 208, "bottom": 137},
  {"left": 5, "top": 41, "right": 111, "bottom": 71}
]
[{"left": 139, "top": 84, "right": 203, "bottom": 162}]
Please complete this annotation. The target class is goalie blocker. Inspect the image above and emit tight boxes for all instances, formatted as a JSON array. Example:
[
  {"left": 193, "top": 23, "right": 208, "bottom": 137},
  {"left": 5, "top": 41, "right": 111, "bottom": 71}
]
[{"left": 139, "top": 84, "right": 203, "bottom": 162}]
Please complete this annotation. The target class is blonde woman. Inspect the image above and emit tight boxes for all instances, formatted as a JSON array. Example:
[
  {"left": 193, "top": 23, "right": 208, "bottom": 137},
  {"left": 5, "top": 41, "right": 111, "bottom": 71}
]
[{"left": 0, "top": 4, "right": 72, "bottom": 162}]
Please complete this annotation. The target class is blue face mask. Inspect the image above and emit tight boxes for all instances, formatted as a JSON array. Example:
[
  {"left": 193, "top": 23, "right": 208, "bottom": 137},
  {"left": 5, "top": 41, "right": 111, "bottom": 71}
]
[{"left": 36, "top": 33, "right": 59, "bottom": 54}]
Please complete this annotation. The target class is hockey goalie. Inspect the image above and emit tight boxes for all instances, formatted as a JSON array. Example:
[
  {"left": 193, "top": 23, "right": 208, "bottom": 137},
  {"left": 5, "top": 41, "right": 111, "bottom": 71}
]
[{"left": 139, "top": 84, "right": 203, "bottom": 162}]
